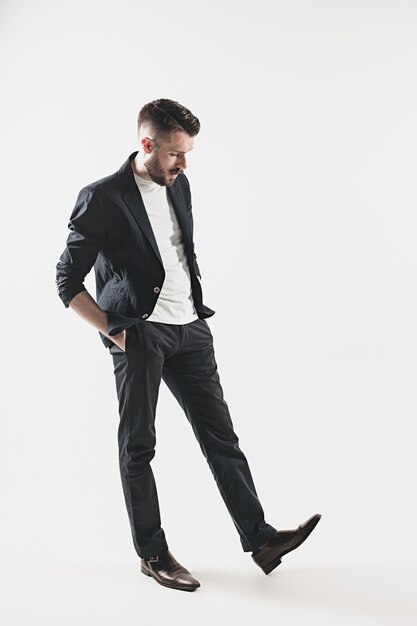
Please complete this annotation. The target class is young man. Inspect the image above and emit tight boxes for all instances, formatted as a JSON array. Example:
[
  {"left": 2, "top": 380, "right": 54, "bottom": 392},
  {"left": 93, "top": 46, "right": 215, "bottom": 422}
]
[{"left": 55, "top": 98, "right": 321, "bottom": 592}]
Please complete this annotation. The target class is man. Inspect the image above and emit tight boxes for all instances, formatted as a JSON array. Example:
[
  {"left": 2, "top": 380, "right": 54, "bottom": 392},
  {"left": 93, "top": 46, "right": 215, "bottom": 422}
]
[{"left": 55, "top": 98, "right": 321, "bottom": 592}]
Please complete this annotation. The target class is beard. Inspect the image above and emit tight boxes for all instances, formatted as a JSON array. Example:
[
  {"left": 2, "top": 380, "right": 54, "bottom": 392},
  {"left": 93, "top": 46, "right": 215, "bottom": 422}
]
[{"left": 144, "top": 152, "right": 181, "bottom": 187}]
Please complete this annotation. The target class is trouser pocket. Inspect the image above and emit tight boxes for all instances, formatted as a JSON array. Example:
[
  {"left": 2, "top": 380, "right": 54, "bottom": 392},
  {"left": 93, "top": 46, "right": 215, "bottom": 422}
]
[{"left": 124, "top": 324, "right": 135, "bottom": 353}]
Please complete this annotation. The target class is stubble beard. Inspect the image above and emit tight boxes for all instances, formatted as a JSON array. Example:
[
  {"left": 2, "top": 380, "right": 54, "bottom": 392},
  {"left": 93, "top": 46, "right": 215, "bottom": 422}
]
[{"left": 145, "top": 153, "right": 177, "bottom": 187}]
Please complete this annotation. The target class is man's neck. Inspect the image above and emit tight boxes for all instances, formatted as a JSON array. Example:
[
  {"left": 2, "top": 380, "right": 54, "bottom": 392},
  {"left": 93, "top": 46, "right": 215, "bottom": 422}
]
[{"left": 131, "top": 154, "right": 152, "bottom": 181}]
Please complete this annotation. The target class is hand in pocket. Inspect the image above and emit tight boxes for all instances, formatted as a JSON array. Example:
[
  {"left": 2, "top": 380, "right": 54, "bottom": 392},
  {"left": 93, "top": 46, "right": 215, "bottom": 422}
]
[{"left": 112, "top": 329, "right": 127, "bottom": 352}]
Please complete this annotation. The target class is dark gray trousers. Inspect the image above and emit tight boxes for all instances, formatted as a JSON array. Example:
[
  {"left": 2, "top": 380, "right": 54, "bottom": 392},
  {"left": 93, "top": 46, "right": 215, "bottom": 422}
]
[{"left": 109, "top": 317, "right": 277, "bottom": 559}]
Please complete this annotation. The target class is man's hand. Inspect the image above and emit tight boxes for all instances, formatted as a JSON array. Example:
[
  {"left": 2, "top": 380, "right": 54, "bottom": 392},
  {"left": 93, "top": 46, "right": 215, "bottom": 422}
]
[
  {"left": 111, "top": 329, "right": 127, "bottom": 351},
  {"left": 68, "top": 290, "right": 128, "bottom": 350}
]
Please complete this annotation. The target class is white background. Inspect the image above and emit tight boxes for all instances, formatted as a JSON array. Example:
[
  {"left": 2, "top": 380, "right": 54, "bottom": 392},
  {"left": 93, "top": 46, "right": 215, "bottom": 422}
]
[{"left": 1, "top": 0, "right": 416, "bottom": 624}]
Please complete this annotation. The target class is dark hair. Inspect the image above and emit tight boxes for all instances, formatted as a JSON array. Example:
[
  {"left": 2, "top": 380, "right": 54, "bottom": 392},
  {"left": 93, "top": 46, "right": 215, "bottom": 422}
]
[{"left": 137, "top": 98, "right": 200, "bottom": 142}]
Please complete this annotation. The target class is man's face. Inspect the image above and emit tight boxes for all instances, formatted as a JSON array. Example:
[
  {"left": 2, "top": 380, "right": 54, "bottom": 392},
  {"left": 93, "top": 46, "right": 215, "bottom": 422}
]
[{"left": 143, "top": 130, "right": 194, "bottom": 187}]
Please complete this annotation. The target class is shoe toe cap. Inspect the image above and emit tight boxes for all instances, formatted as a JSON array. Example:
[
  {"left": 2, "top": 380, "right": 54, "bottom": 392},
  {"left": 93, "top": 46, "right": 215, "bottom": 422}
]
[
  {"left": 300, "top": 513, "right": 322, "bottom": 532},
  {"left": 176, "top": 572, "right": 200, "bottom": 587}
]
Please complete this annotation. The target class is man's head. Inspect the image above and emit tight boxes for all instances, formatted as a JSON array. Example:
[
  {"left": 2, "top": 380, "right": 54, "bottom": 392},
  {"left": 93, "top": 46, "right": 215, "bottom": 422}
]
[{"left": 136, "top": 98, "right": 200, "bottom": 187}]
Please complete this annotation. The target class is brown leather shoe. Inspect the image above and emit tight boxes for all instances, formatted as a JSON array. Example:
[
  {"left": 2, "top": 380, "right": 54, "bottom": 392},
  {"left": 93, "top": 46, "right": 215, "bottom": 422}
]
[
  {"left": 251, "top": 513, "right": 322, "bottom": 574},
  {"left": 140, "top": 549, "right": 200, "bottom": 591}
]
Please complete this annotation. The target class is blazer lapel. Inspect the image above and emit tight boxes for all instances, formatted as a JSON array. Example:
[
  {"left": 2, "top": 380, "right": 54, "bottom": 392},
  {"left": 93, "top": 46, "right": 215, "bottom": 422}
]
[
  {"left": 167, "top": 183, "right": 193, "bottom": 254},
  {"left": 118, "top": 151, "right": 162, "bottom": 264},
  {"left": 122, "top": 187, "right": 163, "bottom": 265},
  {"left": 117, "top": 151, "right": 193, "bottom": 263}
]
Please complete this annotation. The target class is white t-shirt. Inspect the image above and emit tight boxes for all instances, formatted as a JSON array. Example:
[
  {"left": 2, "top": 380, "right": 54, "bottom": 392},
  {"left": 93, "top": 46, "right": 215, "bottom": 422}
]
[{"left": 133, "top": 172, "right": 198, "bottom": 324}]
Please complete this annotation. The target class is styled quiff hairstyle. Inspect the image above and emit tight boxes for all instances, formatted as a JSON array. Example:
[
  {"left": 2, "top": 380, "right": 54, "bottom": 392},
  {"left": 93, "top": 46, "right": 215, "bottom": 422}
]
[{"left": 137, "top": 98, "right": 200, "bottom": 144}]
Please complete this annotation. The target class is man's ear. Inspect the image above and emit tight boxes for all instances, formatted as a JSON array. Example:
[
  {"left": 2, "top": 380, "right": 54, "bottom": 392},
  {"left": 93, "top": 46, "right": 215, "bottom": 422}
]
[{"left": 141, "top": 136, "right": 154, "bottom": 155}]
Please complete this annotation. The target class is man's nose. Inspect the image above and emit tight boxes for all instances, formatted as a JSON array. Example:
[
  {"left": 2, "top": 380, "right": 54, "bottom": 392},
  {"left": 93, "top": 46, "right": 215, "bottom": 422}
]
[{"left": 177, "top": 155, "right": 187, "bottom": 170}]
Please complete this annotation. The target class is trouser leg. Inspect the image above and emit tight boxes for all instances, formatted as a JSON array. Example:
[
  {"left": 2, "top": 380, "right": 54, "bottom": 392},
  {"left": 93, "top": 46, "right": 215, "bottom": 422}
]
[
  {"left": 110, "top": 325, "right": 168, "bottom": 560},
  {"left": 161, "top": 318, "right": 277, "bottom": 552}
]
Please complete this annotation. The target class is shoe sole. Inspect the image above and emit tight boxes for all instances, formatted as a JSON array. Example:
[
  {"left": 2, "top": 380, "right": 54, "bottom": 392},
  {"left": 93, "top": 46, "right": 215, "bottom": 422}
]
[
  {"left": 140, "top": 564, "right": 200, "bottom": 592},
  {"left": 259, "top": 514, "right": 322, "bottom": 575}
]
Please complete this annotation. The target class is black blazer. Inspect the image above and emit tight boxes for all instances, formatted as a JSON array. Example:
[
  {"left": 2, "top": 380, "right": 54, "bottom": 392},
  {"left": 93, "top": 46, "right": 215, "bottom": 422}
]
[{"left": 55, "top": 151, "right": 215, "bottom": 349}]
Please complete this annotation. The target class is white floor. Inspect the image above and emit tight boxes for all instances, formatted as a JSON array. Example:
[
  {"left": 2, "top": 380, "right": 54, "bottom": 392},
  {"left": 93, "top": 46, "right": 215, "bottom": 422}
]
[{"left": 2, "top": 556, "right": 416, "bottom": 626}]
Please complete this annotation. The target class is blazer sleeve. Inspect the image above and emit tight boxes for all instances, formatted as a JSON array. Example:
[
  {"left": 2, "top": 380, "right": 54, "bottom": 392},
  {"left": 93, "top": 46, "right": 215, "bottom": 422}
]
[{"left": 55, "top": 186, "right": 107, "bottom": 308}]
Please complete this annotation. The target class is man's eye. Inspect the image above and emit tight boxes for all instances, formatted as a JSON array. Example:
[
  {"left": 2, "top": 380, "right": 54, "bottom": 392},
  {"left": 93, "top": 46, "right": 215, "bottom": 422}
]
[{"left": 171, "top": 153, "right": 179, "bottom": 157}]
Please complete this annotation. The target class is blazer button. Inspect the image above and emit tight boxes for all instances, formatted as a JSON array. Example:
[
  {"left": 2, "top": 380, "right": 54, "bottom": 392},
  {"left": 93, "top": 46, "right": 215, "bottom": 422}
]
[
  {"left": 153, "top": 286, "right": 160, "bottom": 293},
  {"left": 142, "top": 313, "right": 148, "bottom": 319}
]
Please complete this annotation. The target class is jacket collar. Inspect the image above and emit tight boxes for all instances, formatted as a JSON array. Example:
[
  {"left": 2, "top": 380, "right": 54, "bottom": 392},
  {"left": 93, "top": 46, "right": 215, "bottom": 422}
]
[{"left": 117, "top": 151, "right": 192, "bottom": 264}]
